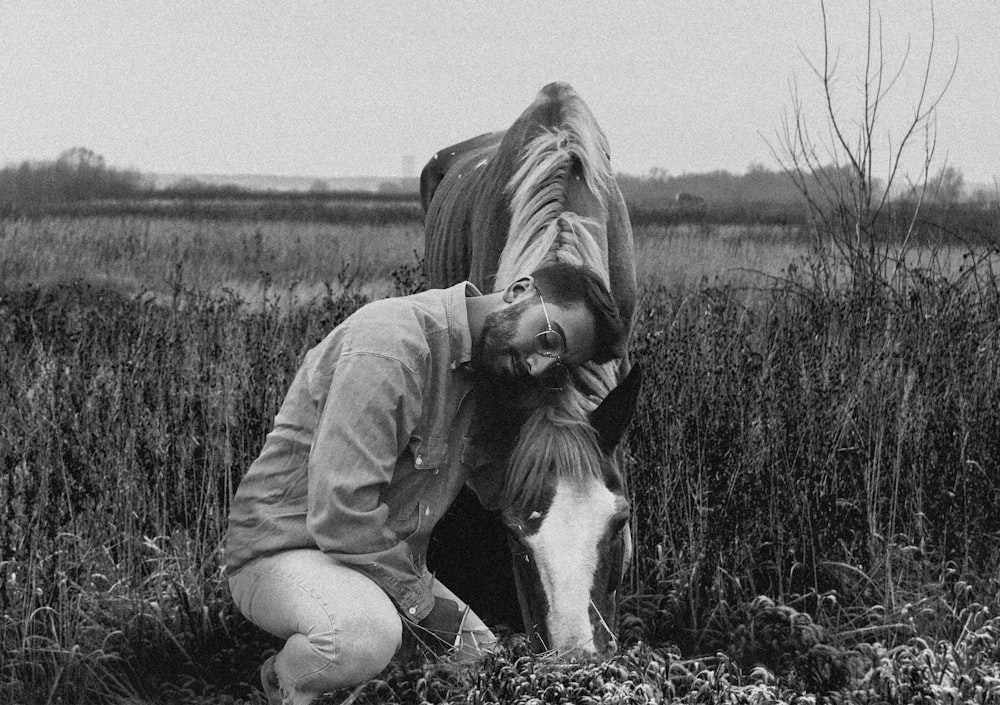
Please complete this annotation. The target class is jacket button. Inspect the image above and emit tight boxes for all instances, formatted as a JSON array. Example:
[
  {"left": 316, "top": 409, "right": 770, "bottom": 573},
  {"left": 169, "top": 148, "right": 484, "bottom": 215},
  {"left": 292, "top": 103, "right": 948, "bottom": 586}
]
[
  {"left": 415, "top": 457, "right": 423, "bottom": 466},
  {"left": 408, "top": 607, "right": 417, "bottom": 615}
]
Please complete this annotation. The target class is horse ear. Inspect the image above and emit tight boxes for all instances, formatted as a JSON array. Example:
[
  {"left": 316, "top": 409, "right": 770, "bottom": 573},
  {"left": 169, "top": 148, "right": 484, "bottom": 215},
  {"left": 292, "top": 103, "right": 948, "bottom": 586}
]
[{"left": 590, "top": 363, "right": 643, "bottom": 451}]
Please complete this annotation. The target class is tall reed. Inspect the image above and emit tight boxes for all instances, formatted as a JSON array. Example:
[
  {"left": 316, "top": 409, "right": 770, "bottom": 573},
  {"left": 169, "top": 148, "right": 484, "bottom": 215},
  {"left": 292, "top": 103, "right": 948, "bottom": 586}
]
[
  {"left": 627, "top": 263, "right": 1000, "bottom": 649},
  {"left": 1, "top": 279, "right": 368, "bottom": 702}
]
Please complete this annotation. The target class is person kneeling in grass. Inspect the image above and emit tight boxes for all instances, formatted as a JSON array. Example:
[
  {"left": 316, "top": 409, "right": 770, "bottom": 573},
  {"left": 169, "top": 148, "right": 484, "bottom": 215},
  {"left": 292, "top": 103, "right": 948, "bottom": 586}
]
[{"left": 224, "top": 261, "right": 625, "bottom": 704}]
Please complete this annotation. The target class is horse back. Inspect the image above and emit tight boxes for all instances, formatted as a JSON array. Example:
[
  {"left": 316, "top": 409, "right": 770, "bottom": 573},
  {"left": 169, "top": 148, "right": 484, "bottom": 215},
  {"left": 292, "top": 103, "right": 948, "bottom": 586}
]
[{"left": 422, "top": 131, "right": 508, "bottom": 290}]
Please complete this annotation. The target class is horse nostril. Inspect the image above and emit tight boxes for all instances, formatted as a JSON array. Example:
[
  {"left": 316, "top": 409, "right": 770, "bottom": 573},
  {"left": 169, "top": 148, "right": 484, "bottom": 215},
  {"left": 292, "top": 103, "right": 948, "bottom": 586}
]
[{"left": 561, "top": 645, "right": 595, "bottom": 661}]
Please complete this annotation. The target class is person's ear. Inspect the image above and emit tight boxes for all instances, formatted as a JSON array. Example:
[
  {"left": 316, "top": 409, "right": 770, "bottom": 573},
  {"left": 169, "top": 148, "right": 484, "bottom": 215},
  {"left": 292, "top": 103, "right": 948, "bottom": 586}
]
[{"left": 502, "top": 275, "right": 534, "bottom": 303}]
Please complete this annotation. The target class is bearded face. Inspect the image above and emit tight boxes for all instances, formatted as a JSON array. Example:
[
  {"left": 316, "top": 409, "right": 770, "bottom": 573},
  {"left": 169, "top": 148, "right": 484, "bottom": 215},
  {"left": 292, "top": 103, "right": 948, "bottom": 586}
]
[
  {"left": 470, "top": 298, "right": 554, "bottom": 454},
  {"left": 473, "top": 298, "right": 533, "bottom": 387}
]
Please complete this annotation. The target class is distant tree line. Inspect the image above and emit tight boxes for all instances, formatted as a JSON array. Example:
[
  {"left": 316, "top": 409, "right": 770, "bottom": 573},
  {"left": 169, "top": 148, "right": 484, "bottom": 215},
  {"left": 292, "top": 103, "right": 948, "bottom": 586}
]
[
  {"left": 616, "top": 163, "right": 997, "bottom": 234},
  {"left": 0, "top": 148, "right": 149, "bottom": 208},
  {"left": 44, "top": 197, "right": 423, "bottom": 226},
  {"left": 618, "top": 163, "right": 808, "bottom": 208},
  {"left": 618, "top": 163, "right": 998, "bottom": 207}
]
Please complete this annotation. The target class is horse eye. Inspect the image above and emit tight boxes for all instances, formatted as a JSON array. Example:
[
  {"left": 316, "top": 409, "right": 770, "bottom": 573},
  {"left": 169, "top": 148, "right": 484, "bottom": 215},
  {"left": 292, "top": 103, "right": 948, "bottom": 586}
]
[
  {"left": 501, "top": 517, "right": 525, "bottom": 541},
  {"left": 610, "top": 513, "right": 630, "bottom": 536}
]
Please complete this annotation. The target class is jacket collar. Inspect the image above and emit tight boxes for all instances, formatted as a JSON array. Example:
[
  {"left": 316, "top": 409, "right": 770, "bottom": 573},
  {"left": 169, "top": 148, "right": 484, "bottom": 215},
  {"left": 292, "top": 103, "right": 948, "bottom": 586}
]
[{"left": 445, "top": 281, "right": 480, "bottom": 368}]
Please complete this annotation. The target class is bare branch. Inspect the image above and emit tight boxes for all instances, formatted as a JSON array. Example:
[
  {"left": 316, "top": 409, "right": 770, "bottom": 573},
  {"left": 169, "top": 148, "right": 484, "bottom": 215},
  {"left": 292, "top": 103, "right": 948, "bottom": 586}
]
[
  {"left": 774, "top": 0, "right": 960, "bottom": 291},
  {"left": 818, "top": 0, "right": 865, "bottom": 188}
]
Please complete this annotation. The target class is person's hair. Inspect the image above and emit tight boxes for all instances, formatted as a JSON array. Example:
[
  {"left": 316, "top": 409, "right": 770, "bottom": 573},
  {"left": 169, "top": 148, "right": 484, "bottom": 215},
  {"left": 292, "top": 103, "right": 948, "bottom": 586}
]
[{"left": 529, "top": 261, "right": 625, "bottom": 364}]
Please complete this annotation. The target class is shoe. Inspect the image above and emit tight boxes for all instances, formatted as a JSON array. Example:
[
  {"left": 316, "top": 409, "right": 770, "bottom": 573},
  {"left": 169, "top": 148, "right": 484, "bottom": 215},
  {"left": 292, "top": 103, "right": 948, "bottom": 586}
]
[{"left": 259, "top": 655, "right": 284, "bottom": 705}]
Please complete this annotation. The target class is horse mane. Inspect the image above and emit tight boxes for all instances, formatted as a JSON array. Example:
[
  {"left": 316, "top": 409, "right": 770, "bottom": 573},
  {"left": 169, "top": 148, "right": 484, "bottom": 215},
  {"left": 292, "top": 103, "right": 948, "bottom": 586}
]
[
  {"left": 499, "top": 385, "right": 604, "bottom": 510},
  {"left": 493, "top": 92, "right": 624, "bottom": 507},
  {"left": 493, "top": 123, "right": 610, "bottom": 288}
]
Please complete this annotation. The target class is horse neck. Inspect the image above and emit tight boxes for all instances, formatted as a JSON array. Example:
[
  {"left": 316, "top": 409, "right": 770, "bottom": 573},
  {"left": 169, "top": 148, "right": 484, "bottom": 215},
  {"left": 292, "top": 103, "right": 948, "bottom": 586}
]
[{"left": 493, "top": 125, "right": 612, "bottom": 291}]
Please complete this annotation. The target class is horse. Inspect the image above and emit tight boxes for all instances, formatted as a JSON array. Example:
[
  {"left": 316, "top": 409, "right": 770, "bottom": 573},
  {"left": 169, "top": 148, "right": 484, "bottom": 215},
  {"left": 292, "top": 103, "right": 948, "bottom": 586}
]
[{"left": 421, "top": 81, "right": 640, "bottom": 655}]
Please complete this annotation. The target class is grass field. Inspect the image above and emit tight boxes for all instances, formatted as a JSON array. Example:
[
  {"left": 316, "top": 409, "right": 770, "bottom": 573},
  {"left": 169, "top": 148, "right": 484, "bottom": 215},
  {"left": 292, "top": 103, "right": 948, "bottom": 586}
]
[
  {"left": 0, "top": 216, "right": 427, "bottom": 303},
  {"left": 0, "top": 216, "right": 818, "bottom": 296},
  {"left": 3, "top": 212, "right": 1000, "bottom": 704},
  {"left": 3, "top": 214, "right": 982, "bottom": 299}
]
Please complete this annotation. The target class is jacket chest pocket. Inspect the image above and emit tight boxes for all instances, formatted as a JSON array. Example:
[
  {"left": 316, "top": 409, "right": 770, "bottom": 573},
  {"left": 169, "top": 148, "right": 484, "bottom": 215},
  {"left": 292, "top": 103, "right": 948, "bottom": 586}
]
[{"left": 408, "top": 435, "right": 449, "bottom": 472}]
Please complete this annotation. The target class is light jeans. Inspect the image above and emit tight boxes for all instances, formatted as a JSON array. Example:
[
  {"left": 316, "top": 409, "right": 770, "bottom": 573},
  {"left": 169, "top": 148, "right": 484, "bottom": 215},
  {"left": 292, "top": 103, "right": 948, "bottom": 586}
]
[{"left": 228, "top": 548, "right": 496, "bottom": 704}]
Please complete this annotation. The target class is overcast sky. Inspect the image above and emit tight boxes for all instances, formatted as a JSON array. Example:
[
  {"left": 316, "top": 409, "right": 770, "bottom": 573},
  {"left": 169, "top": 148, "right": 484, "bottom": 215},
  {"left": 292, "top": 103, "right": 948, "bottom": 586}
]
[{"left": 3, "top": 1, "right": 998, "bottom": 184}]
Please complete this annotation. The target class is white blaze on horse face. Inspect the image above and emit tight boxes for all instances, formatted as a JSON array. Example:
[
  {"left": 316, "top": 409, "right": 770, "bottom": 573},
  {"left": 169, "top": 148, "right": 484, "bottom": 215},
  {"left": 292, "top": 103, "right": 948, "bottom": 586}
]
[{"left": 522, "top": 474, "right": 619, "bottom": 654}]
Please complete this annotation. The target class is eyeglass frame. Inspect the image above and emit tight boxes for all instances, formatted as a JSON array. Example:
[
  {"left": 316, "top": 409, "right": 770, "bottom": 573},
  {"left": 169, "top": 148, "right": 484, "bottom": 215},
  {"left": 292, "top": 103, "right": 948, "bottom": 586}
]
[
  {"left": 535, "top": 291, "right": 569, "bottom": 390},
  {"left": 534, "top": 291, "right": 567, "bottom": 359}
]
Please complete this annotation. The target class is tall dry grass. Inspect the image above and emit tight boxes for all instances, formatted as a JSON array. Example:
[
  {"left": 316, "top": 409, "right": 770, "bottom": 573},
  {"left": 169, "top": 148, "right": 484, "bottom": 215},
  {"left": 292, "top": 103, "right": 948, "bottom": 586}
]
[
  {"left": 626, "top": 267, "right": 1000, "bottom": 643},
  {"left": 1, "top": 280, "right": 373, "bottom": 702}
]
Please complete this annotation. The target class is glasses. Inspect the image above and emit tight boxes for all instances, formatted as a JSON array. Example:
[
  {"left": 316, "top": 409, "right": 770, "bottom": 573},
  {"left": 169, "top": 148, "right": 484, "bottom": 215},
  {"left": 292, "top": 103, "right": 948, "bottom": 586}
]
[
  {"left": 535, "top": 292, "right": 566, "bottom": 360},
  {"left": 536, "top": 292, "right": 568, "bottom": 391}
]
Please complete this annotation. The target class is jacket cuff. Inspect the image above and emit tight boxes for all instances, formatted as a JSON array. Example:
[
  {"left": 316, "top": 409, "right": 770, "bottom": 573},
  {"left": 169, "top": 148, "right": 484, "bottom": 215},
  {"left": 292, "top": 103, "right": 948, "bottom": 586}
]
[{"left": 399, "top": 586, "right": 435, "bottom": 623}]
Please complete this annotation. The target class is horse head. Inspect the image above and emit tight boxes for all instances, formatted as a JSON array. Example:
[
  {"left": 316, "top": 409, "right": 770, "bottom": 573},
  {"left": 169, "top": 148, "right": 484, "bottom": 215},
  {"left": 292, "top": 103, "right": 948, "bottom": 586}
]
[{"left": 500, "top": 364, "right": 642, "bottom": 655}]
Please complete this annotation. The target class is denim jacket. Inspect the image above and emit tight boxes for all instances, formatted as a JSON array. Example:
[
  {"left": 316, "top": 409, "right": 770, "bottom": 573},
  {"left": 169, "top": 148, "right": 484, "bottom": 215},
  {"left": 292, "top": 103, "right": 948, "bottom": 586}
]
[{"left": 225, "top": 282, "right": 500, "bottom": 622}]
